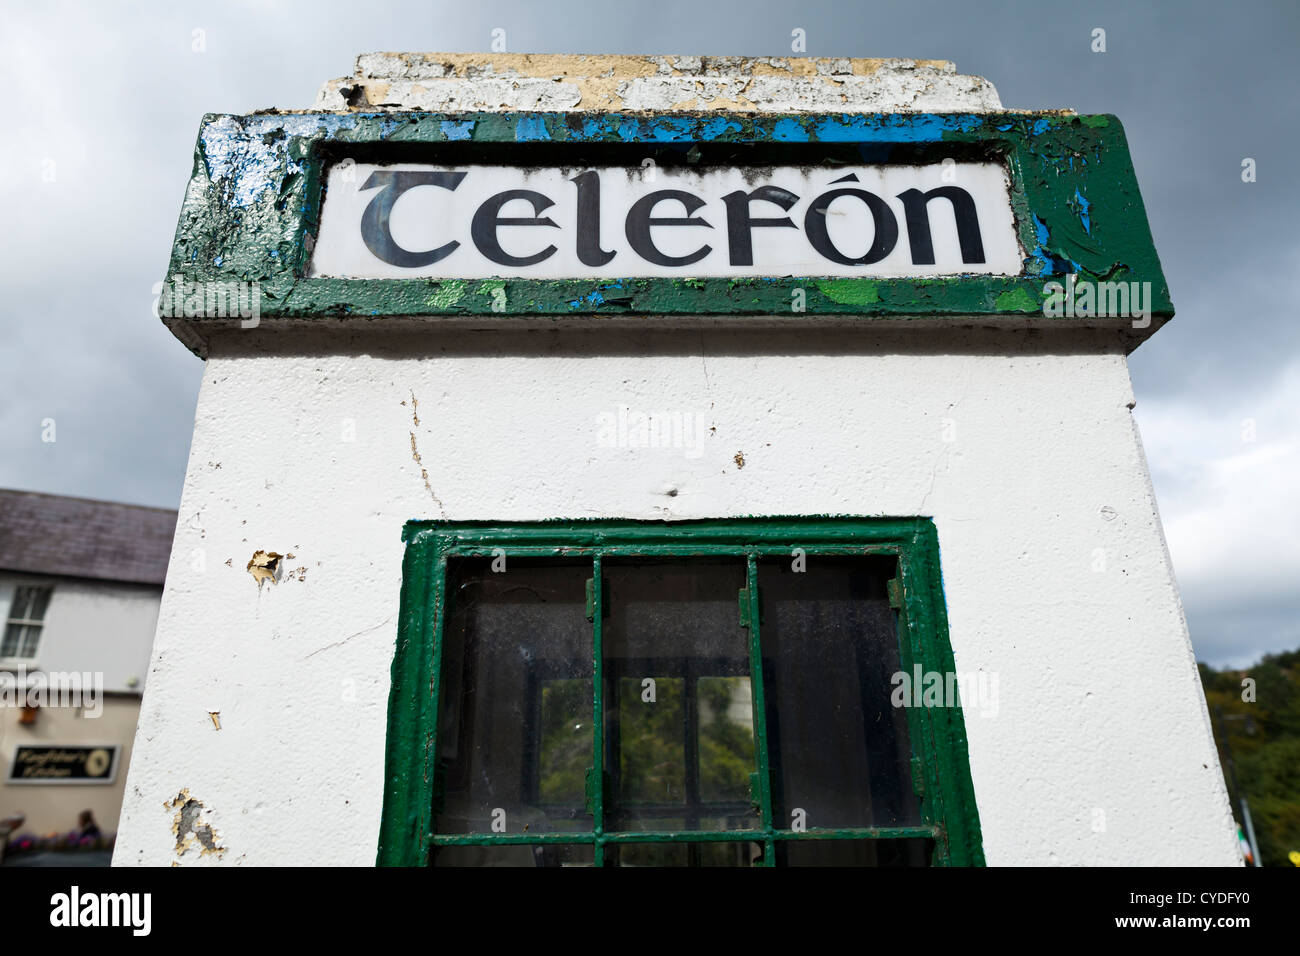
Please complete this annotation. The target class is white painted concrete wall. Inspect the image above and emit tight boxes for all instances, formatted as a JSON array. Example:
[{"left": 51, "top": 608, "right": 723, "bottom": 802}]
[{"left": 114, "top": 327, "right": 1241, "bottom": 866}]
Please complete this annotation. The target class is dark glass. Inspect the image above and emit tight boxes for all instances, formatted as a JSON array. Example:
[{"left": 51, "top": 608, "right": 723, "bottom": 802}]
[
  {"left": 760, "top": 556, "right": 921, "bottom": 829},
  {"left": 433, "top": 843, "right": 595, "bottom": 867},
  {"left": 603, "top": 560, "right": 757, "bottom": 832},
  {"left": 434, "top": 558, "right": 592, "bottom": 834},
  {"left": 609, "top": 841, "right": 763, "bottom": 867},
  {"left": 779, "top": 838, "right": 933, "bottom": 867}
]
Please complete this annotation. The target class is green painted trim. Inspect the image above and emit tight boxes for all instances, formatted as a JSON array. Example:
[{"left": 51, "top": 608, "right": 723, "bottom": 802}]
[
  {"left": 590, "top": 553, "right": 606, "bottom": 867},
  {"left": 744, "top": 553, "right": 777, "bottom": 866},
  {"left": 379, "top": 517, "right": 985, "bottom": 867},
  {"left": 161, "top": 110, "right": 1170, "bottom": 352}
]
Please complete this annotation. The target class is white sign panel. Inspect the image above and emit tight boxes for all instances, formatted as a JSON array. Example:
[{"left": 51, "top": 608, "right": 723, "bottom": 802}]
[{"left": 310, "top": 162, "right": 1022, "bottom": 280}]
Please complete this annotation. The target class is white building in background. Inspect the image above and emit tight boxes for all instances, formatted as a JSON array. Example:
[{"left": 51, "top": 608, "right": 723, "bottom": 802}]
[
  {"left": 115, "top": 54, "right": 1241, "bottom": 867},
  {"left": 0, "top": 489, "right": 173, "bottom": 840}
]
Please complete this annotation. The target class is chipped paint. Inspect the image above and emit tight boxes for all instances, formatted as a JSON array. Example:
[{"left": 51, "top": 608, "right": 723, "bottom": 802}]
[
  {"left": 246, "top": 550, "right": 283, "bottom": 586},
  {"left": 165, "top": 789, "right": 225, "bottom": 858},
  {"left": 820, "top": 279, "right": 881, "bottom": 306},
  {"left": 313, "top": 53, "right": 1001, "bottom": 115},
  {"left": 160, "top": 109, "right": 1171, "bottom": 358}
]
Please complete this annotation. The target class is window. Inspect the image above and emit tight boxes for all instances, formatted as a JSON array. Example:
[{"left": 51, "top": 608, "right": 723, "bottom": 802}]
[
  {"left": 379, "top": 520, "right": 983, "bottom": 867},
  {"left": 2, "top": 586, "right": 52, "bottom": 661}
]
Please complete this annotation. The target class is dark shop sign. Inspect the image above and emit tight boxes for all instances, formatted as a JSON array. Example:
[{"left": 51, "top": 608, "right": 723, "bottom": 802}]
[{"left": 8, "top": 745, "right": 119, "bottom": 784}]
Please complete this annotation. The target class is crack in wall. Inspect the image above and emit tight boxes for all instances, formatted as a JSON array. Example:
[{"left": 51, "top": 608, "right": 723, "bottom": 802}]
[{"left": 407, "top": 392, "right": 446, "bottom": 516}]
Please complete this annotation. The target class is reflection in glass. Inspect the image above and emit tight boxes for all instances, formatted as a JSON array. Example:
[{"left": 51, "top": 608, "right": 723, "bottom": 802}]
[
  {"left": 435, "top": 558, "right": 592, "bottom": 834},
  {"left": 760, "top": 556, "right": 921, "bottom": 829},
  {"left": 603, "top": 560, "right": 757, "bottom": 832},
  {"left": 698, "top": 677, "right": 755, "bottom": 804},
  {"left": 618, "top": 677, "right": 685, "bottom": 805}
]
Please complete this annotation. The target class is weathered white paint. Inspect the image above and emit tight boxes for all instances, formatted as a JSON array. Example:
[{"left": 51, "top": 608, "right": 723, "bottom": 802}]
[
  {"left": 313, "top": 53, "right": 1004, "bottom": 113},
  {"left": 114, "top": 327, "right": 1240, "bottom": 866},
  {"left": 311, "top": 162, "right": 1021, "bottom": 279}
]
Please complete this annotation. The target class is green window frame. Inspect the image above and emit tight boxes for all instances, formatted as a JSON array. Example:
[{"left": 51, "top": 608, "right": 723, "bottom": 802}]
[{"left": 378, "top": 517, "right": 984, "bottom": 866}]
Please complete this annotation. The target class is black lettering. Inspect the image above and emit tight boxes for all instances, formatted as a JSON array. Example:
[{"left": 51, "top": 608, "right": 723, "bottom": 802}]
[
  {"left": 360, "top": 170, "right": 467, "bottom": 268},
  {"left": 804, "top": 187, "right": 899, "bottom": 265},
  {"left": 625, "top": 189, "right": 713, "bottom": 267},
  {"left": 720, "top": 186, "right": 799, "bottom": 266},
  {"left": 571, "top": 171, "right": 616, "bottom": 267},
  {"left": 897, "top": 186, "right": 985, "bottom": 264},
  {"left": 471, "top": 189, "right": 560, "bottom": 267}
]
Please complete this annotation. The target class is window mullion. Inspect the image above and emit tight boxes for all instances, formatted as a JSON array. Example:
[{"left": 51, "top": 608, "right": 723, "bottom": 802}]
[{"left": 744, "top": 552, "right": 776, "bottom": 866}]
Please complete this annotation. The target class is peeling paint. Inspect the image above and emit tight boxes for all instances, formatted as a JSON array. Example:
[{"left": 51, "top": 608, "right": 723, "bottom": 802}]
[
  {"left": 165, "top": 789, "right": 225, "bottom": 858},
  {"left": 246, "top": 550, "right": 283, "bottom": 586}
]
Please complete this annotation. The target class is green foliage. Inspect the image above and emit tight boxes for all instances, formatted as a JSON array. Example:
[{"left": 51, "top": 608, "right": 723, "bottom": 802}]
[
  {"left": 619, "top": 677, "right": 687, "bottom": 804},
  {"left": 1201, "top": 647, "right": 1300, "bottom": 866},
  {"left": 538, "top": 680, "right": 591, "bottom": 806}
]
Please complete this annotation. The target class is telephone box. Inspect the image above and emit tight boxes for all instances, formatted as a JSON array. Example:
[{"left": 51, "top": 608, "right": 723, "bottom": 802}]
[{"left": 116, "top": 54, "right": 1240, "bottom": 867}]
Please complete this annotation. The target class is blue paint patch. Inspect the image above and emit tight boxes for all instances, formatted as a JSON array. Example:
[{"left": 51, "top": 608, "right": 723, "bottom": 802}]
[
  {"left": 440, "top": 119, "right": 476, "bottom": 141},
  {"left": 1030, "top": 118, "right": 1051, "bottom": 136},
  {"left": 617, "top": 117, "right": 640, "bottom": 141},
  {"left": 810, "top": 113, "right": 983, "bottom": 143},
  {"left": 1026, "top": 215, "right": 1079, "bottom": 275},
  {"left": 644, "top": 117, "right": 696, "bottom": 142},
  {"left": 1072, "top": 188, "right": 1091, "bottom": 235},
  {"left": 581, "top": 117, "right": 613, "bottom": 139},
  {"left": 700, "top": 117, "right": 741, "bottom": 139},
  {"left": 200, "top": 113, "right": 362, "bottom": 207},
  {"left": 514, "top": 115, "right": 551, "bottom": 142},
  {"left": 773, "top": 118, "right": 808, "bottom": 142},
  {"left": 567, "top": 290, "right": 608, "bottom": 307}
]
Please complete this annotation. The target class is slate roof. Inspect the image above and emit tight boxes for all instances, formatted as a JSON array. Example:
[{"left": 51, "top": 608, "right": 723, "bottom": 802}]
[{"left": 0, "top": 489, "right": 177, "bottom": 586}]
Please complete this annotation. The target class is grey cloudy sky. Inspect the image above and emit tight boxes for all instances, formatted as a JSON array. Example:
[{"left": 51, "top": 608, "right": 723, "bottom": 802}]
[{"left": 1, "top": 0, "right": 1296, "bottom": 666}]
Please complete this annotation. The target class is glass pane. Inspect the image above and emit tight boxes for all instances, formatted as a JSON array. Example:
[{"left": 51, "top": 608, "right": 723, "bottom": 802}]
[
  {"left": 18, "top": 625, "right": 41, "bottom": 658},
  {"left": 28, "top": 587, "right": 51, "bottom": 621},
  {"left": 9, "top": 586, "right": 50, "bottom": 622},
  {"left": 698, "top": 676, "right": 755, "bottom": 803},
  {"left": 778, "top": 838, "right": 933, "bottom": 867},
  {"left": 539, "top": 679, "right": 591, "bottom": 806},
  {"left": 433, "top": 843, "right": 595, "bottom": 867},
  {"left": 603, "top": 560, "right": 757, "bottom": 832},
  {"left": 0, "top": 622, "right": 20, "bottom": 657},
  {"left": 760, "top": 556, "right": 921, "bottom": 829},
  {"left": 609, "top": 841, "right": 763, "bottom": 867},
  {"left": 617, "top": 676, "right": 685, "bottom": 805},
  {"left": 435, "top": 558, "right": 592, "bottom": 835}
]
